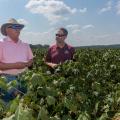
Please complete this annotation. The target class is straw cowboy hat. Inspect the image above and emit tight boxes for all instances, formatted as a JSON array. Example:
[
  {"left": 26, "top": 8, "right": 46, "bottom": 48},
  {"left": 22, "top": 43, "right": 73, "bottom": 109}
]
[{"left": 0, "top": 18, "right": 24, "bottom": 36}]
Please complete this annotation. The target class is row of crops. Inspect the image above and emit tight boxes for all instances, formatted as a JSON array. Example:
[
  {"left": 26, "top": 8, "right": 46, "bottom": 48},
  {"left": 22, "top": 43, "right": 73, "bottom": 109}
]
[{"left": 0, "top": 48, "right": 120, "bottom": 120}]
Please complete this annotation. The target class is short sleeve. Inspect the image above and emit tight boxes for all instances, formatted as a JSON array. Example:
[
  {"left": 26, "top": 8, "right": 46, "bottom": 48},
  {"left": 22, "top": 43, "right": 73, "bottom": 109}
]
[
  {"left": 27, "top": 44, "right": 34, "bottom": 60},
  {"left": 71, "top": 47, "right": 75, "bottom": 59},
  {"left": 0, "top": 42, "right": 3, "bottom": 61},
  {"left": 45, "top": 47, "right": 51, "bottom": 62}
]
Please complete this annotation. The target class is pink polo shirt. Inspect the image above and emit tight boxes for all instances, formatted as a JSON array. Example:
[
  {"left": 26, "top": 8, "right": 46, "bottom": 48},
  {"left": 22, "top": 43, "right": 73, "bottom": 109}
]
[{"left": 0, "top": 37, "right": 33, "bottom": 75}]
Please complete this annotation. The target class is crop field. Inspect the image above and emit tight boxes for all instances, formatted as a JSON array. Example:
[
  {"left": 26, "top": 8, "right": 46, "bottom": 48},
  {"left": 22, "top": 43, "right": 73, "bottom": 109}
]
[{"left": 0, "top": 48, "right": 120, "bottom": 120}]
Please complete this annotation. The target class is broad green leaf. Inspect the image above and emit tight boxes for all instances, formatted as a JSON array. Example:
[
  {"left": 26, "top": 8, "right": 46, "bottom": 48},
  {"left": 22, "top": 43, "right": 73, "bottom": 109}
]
[
  {"left": 46, "top": 96, "right": 56, "bottom": 105},
  {"left": 37, "top": 106, "right": 48, "bottom": 120}
]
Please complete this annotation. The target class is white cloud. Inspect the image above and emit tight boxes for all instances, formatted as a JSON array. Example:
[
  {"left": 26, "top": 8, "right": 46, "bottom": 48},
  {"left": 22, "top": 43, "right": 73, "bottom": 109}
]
[
  {"left": 82, "top": 24, "right": 94, "bottom": 29},
  {"left": 95, "top": 34, "right": 110, "bottom": 39},
  {"left": 5, "top": 30, "right": 120, "bottom": 46},
  {"left": 66, "top": 24, "right": 95, "bottom": 34},
  {"left": 17, "top": 19, "right": 28, "bottom": 25},
  {"left": 91, "top": 33, "right": 120, "bottom": 45},
  {"left": 66, "top": 24, "right": 81, "bottom": 33},
  {"left": 79, "top": 8, "right": 87, "bottom": 13},
  {"left": 25, "top": 0, "right": 77, "bottom": 24},
  {"left": 116, "top": 1, "right": 120, "bottom": 15},
  {"left": 21, "top": 28, "right": 56, "bottom": 45},
  {"left": 66, "top": 24, "right": 80, "bottom": 30},
  {"left": 99, "top": 1, "right": 112, "bottom": 14},
  {"left": 69, "top": 32, "right": 120, "bottom": 46}
]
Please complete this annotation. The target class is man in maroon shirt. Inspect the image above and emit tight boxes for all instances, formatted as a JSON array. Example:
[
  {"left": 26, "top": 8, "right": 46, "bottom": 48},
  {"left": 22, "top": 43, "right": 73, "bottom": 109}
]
[{"left": 45, "top": 28, "right": 75, "bottom": 68}]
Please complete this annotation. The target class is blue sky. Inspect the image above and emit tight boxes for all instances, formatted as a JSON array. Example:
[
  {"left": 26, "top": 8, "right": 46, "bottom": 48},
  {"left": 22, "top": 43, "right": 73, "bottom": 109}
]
[{"left": 0, "top": 0, "right": 120, "bottom": 46}]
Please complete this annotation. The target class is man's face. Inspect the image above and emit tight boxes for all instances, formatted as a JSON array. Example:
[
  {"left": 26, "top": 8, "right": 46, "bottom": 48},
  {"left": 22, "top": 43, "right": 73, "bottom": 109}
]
[
  {"left": 55, "top": 30, "right": 67, "bottom": 44},
  {"left": 6, "top": 24, "right": 23, "bottom": 39}
]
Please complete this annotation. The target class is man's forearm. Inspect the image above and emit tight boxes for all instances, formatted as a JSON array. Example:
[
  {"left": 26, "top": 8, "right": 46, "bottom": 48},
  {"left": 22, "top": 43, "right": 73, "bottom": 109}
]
[{"left": 0, "top": 62, "right": 27, "bottom": 70}]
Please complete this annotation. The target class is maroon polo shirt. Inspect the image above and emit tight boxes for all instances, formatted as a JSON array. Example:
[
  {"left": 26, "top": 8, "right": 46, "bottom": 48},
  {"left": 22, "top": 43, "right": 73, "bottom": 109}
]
[{"left": 45, "top": 44, "right": 75, "bottom": 64}]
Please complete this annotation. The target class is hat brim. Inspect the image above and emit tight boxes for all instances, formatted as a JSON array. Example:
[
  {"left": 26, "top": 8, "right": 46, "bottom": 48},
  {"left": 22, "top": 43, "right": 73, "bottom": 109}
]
[{"left": 1, "top": 23, "right": 24, "bottom": 36}]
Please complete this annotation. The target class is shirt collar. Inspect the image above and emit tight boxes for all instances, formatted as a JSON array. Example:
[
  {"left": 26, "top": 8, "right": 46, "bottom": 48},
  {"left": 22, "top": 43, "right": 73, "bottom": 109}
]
[
  {"left": 4, "top": 36, "right": 22, "bottom": 44},
  {"left": 56, "top": 43, "right": 67, "bottom": 49}
]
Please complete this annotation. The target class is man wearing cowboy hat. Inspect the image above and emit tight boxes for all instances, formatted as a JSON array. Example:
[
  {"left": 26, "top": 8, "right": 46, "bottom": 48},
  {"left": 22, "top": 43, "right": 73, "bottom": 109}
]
[{"left": 0, "top": 18, "right": 33, "bottom": 102}]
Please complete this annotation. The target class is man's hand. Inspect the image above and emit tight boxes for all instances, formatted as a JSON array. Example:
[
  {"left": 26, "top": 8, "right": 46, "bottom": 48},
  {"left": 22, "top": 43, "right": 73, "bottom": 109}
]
[
  {"left": 45, "top": 62, "right": 58, "bottom": 68},
  {"left": 51, "top": 63, "right": 58, "bottom": 68},
  {"left": 26, "top": 59, "right": 33, "bottom": 67},
  {"left": 15, "top": 59, "right": 33, "bottom": 69}
]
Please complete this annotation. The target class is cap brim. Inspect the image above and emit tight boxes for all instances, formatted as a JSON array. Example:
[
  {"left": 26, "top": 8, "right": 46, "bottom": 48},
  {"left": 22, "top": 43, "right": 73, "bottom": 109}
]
[{"left": 1, "top": 23, "right": 24, "bottom": 36}]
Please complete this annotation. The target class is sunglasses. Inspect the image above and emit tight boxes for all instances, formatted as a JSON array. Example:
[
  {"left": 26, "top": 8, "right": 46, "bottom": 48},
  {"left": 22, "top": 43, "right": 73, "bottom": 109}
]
[
  {"left": 56, "top": 34, "right": 66, "bottom": 37},
  {"left": 7, "top": 24, "right": 24, "bottom": 30}
]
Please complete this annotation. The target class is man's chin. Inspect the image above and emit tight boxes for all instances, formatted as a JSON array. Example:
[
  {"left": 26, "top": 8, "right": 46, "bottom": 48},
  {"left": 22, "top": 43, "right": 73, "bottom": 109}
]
[{"left": 56, "top": 40, "right": 62, "bottom": 43}]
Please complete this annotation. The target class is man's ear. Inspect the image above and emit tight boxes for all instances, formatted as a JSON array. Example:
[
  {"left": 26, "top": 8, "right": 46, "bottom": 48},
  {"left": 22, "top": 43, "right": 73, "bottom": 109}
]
[{"left": 65, "top": 36, "right": 67, "bottom": 39}]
